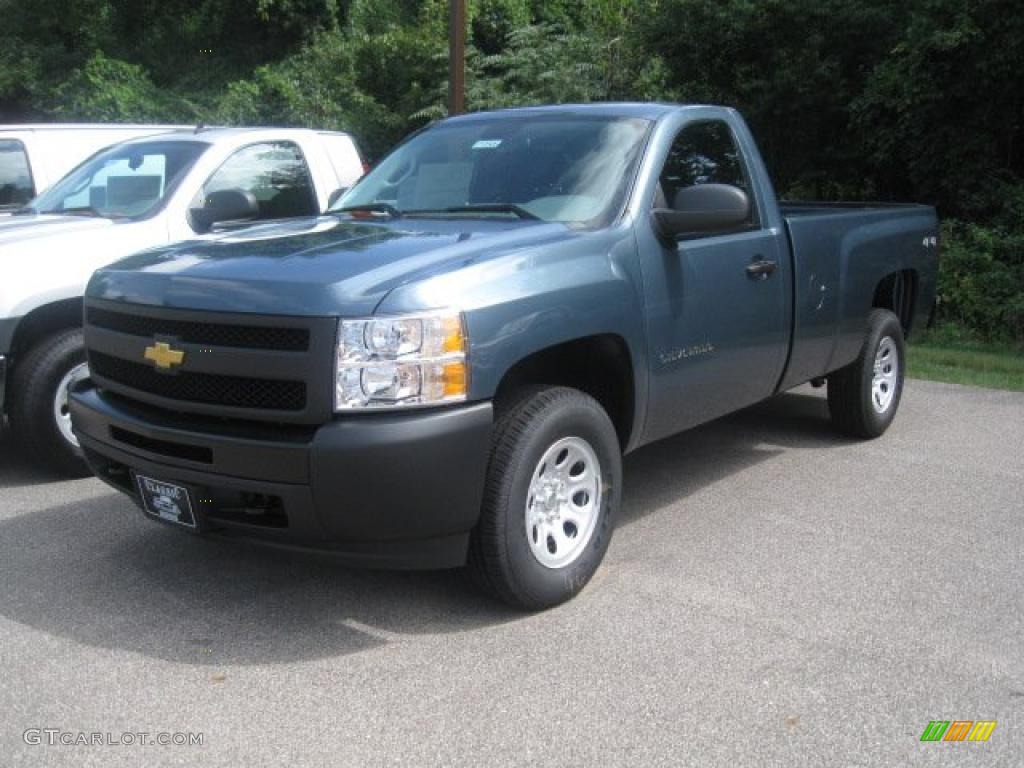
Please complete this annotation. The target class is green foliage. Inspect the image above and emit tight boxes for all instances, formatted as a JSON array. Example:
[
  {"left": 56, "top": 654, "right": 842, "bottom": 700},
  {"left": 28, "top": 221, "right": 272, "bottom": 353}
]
[
  {"left": 633, "top": 0, "right": 1024, "bottom": 345},
  {"left": 907, "top": 339, "right": 1024, "bottom": 391},
  {"left": 0, "top": 0, "right": 346, "bottom": 121},
  {"left": 935, "top": 220, "right": 1024, "bottom": 343},
  {"left": 466, "top": 3, "right": 670, "bottom": 110},
  {"left": 0, "top": 0, "right": 116, "bottom": 116},
  {"left": 472, "top": 0, "right": 532, "bottom": 54},
  {"left": 52, "top": 53, "right": 186, "bottom": 121},
  {"left": 348, "top": 0, "right": 429, "bottom": 35},
  {"left": 852, "top": 0, "right": 1024, "bottom": 219},
  {"left": 210, "top": 24, "right": 445, "bottom": 157},
  {"left": 467, "top": 24, "right": 607, "bottom": 109},
  {"left": 0, "top": 0, "right": 1021, "bottom": 343},
  {"left": 638, "top": 0, "right": 903, "bottom": 198}
]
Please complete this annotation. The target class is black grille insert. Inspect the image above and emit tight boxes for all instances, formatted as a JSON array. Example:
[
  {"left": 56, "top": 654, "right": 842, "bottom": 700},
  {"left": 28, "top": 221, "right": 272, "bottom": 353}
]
[
  {"left": 87, "top": 306, "right": 310, "bottom": 351},
  {"left": 110, "top": 426, "right": 213, "bottom": 463},
  {"left": 90, "top": 352, "right": 307, "bottom": 412}
]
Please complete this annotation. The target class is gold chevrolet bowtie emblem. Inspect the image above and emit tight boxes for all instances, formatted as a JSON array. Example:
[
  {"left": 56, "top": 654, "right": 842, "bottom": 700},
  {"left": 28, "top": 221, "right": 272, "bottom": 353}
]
[{"left": 144, "top": 341, "right": 185, "bottom": 370}]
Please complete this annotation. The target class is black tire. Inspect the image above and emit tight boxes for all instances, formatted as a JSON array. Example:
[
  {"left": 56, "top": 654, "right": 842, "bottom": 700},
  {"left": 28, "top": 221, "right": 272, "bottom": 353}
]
[
  {"left": 8, "top": 329, "right": 92, "bottom": 478},
  {"left": 827, "top": 309, "right": 906, "bottom": 439},
  {"left": 468, "top": 386, "right": 622, "bottom": 609}
]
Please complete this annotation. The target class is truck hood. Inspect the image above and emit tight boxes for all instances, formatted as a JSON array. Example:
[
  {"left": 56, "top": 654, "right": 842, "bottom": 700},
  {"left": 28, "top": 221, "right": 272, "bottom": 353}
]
[
  {"left": 0, "top": 213, "right": 170, "bottom": 320},
  {"left": 89, "top": 215, "right": 581, "bottom": 316},
  {"left": 0, "top": 214, "right": 115, "bottom": 246}
]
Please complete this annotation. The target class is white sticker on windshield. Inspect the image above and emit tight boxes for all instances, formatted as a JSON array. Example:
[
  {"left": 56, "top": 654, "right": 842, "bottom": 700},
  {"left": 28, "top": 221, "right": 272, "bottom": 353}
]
[{"left": 472, "top": 139, "right": 503, "bottom": 149}]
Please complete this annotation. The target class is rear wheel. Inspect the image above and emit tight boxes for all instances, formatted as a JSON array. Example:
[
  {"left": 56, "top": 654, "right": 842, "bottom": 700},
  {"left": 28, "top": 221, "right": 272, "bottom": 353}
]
[
  {"left": 827, "top": 309, "right": 905, "bottom": 439},
  {"left": 8, "top": 329, "right": 92, "bottom": 477},
  {"left": 469, "top": 386, "right": 621, "bottom": 609}
]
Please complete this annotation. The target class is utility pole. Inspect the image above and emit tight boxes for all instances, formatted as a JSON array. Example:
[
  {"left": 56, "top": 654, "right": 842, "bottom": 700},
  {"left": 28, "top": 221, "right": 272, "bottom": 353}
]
[{"left": 448, "top": 0, "right": 466, "bottom": 116}]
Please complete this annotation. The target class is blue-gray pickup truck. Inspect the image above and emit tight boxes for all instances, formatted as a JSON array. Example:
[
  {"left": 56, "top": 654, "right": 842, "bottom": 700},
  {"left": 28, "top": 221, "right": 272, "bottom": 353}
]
[{"left": 70, "top": 104, "right": 938, "bottom": 608}]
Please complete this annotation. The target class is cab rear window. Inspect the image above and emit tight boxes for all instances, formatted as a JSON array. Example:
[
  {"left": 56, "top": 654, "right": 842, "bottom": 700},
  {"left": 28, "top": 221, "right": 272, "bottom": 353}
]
[{"left": 0, "top": 139, "right": 35, "bottom": 209}]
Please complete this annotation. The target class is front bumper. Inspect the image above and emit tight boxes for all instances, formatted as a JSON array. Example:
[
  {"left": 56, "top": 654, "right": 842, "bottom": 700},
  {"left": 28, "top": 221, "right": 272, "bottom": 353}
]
[{"left": 69, "top": 385, "right": 494, "bottom": 568}]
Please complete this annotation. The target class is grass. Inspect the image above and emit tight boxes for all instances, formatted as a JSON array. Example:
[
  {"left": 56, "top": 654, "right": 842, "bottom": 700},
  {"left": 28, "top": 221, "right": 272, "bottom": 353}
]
[{"left": 907, "top": 333, "right": 1024, "bottom": 392}]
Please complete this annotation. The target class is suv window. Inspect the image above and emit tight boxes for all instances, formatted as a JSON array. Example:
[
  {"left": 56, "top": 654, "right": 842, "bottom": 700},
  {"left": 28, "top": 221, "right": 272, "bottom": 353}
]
[
  {"left": 657, "top": 120, "right": 756, "bottom": 227},
  {"left": 0, "top": 139, "right": 35, "bottom": 210},
  {"left": 194, "top": 142, "right": 317, "bottom": 227}
]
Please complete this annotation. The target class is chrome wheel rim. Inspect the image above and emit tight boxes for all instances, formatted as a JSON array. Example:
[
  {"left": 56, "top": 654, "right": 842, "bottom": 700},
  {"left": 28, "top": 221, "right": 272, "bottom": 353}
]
[
  {"left": 871, "top": 336, "right": 899, "bottom": 414},
  {"left": 525, "top": 436, "right": 602, "bottom": 569},
  {"left": 53, "top": 362, "right": 90, "bottom": 448}
]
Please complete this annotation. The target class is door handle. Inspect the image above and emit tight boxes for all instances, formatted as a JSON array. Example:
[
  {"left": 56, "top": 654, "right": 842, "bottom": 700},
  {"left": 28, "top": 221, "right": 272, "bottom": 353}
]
[{"left": 746, "top": 257, "right": 777, "bottom": 279}]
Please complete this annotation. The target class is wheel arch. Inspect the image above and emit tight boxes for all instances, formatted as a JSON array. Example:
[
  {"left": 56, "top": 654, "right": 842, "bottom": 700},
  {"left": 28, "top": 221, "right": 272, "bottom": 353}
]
[
  {"left": 493, "top": 333, "right": 637, "bottom": 451},
  {"left": 9, "top": 297, "right": 84, "bottom": 361},
  {"left": 872, "top": 269, "right": 918, "bottom": 338}
]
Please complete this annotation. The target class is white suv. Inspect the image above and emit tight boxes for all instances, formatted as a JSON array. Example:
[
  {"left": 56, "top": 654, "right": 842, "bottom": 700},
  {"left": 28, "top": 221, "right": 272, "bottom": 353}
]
[{"left": 0, "top": 127, "right": 365, "bottom": 475}]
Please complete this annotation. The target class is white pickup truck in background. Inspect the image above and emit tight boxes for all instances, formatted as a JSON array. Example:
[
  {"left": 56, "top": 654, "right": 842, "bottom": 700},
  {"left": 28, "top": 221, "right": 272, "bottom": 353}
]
[
  {"left": 0, "top": 124, "right": 187, "bottom": 214},
  {"left": 0, "top": 126, "right": 365, "bottom": 475}
]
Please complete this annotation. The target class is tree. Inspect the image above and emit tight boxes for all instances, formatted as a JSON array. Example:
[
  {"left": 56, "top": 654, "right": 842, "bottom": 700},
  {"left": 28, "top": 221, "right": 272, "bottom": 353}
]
[{"left": 853, "top": 0, "right": 1024, "bottom": 219}]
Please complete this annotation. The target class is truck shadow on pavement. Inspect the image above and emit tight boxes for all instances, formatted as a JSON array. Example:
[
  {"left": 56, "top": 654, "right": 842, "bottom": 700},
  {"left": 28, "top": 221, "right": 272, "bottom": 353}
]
[
  {"left": 0, "top": 390, "right": 846, "bottom": 664},
  {"left": 0, "top": 422, "right": 68, "bottom": 488},
  {"left": 620, "top": 387, "right": 848, "bottom": 523}
]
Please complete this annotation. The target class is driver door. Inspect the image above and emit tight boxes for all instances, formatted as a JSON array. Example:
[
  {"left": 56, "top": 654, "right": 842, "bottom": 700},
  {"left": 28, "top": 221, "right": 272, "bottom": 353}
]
[{"left": 640, "top": 119, "right": 790, "bottom": 444}]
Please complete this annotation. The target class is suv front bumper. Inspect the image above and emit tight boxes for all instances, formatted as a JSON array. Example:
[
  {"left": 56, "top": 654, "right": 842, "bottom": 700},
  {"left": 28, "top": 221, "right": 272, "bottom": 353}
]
[{"left": 69, "top": 385, "right": 493, "bottom": 568}]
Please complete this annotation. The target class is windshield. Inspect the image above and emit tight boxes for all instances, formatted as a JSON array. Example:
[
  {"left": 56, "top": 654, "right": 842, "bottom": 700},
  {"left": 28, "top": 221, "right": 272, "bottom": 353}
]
[
  {"left": 29, "top": 140, "right": 208, "bottom": 219},
  {"left": 334, "top": 115, "right": 651, "bottom": 224}
]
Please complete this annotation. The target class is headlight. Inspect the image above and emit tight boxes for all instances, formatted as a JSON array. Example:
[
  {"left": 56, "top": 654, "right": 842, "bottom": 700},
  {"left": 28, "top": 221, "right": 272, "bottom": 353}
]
[{"left": 335, "top": 310, "right": 468, "bottom": 410}]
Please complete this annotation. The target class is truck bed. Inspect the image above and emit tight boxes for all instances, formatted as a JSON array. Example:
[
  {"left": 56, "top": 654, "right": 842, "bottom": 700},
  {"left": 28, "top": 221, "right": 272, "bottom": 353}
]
[{"left": 776, "top": 200, "right": 939, "bottom": 391}]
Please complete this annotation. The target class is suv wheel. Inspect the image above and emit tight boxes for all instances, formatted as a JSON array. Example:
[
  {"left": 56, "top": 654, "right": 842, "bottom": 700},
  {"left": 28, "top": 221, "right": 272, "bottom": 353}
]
[
  {"left": 8, "top": 329, "right": 92, "bottom": 477},
  {"left": 469, "top": 386, "right": 622, "bottom": 609}
]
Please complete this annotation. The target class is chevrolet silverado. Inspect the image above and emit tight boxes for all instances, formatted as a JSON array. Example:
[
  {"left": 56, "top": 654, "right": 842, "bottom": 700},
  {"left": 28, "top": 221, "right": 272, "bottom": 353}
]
[{"left": 69, "top": 104, "right": 938, "bottom": 608}]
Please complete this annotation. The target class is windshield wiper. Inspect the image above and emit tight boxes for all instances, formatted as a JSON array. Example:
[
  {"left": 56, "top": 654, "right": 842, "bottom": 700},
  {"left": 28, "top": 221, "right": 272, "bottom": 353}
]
[
  {"left": 335, "top": 203, "right": 402, "bottom": 219},
  {"left": 56, "top": 206, "right": 128, "bottom": 220},
  {"left": 406, "top": 204, "right": 540, "bottom": 220},
  {"left": 59, "top": 206, "right": 104, "bottom": 217}
]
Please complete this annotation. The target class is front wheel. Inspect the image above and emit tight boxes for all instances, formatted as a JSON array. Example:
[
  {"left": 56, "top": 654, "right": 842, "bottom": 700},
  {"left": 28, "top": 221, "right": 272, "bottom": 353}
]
[
  {"left": 469, "top": 387, "right": 622, "bottom": 609},
  {"left": 8, "top": 329, "right": 92, "bottom": 477},
  {"left": 827, "top": 309, "right": 906, "bottom": 439}
]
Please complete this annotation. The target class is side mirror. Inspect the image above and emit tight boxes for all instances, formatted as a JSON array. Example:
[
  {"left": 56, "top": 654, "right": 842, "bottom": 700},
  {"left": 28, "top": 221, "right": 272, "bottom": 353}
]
[
  {"left": 327, "top": 187, "right": 349, "bottom": 209},
  {"left": 652, "top": 183, "right": 751, "bottom": 242},
  {"left": 191, "top": 188, "right": 259, "bottom": 232}
]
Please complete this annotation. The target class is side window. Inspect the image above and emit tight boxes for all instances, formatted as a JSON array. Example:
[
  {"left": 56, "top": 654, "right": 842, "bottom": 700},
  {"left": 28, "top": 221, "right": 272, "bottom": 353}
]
[
  {"left": 195, "top": 142, "right": 317, "bottom": 225},
  {"left": 657, "top": 120, "right": 756, "bottom": 227},
  {"left": 0, "top": 139, "right": 35, "bottom": 209}
]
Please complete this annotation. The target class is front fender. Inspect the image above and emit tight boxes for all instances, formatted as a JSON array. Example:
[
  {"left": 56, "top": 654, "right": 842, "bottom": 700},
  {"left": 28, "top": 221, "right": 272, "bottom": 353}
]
[{"left": 376, "top": 224, "right": 649, "bottom": 447}]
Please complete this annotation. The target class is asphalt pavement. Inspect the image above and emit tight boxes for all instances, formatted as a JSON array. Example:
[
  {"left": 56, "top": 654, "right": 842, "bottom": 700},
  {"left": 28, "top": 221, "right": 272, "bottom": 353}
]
[{"left": 0, "top": 380, "right": 1021, "bottom": 767}]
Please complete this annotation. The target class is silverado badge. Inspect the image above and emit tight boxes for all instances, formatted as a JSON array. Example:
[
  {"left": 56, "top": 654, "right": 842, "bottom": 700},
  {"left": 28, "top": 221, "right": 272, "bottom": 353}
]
[{"left": 144, "top": 341, "right": 185, "bottom": 370}]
